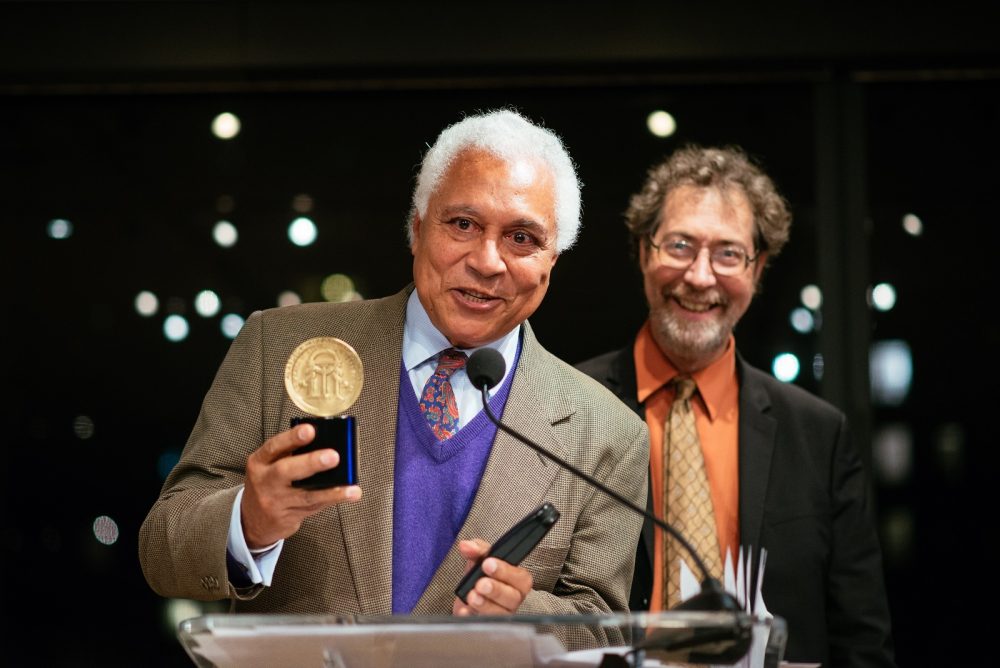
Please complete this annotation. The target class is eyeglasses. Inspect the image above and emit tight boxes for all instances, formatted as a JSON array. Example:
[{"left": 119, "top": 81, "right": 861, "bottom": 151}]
[{"left": 647, "top": 233, "right": 758, "bottom": 276}]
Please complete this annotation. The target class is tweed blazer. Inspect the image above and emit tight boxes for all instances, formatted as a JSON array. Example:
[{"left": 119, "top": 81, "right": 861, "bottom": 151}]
[
  {"left": 577, "top": 345, "right": 895, "bottom": 668},
  {"left": 139, "top": 285, "right": 648, "bottom": 646}
]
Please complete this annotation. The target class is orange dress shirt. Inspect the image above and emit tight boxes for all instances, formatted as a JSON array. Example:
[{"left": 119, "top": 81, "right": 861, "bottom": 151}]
[{"left": 634, "top": 321, "right": 741, "bottom": 611}]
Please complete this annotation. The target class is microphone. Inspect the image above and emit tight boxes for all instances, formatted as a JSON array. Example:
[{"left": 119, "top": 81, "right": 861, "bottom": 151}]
[
  {"left": 467, "top": 347, "right": 742, "bottom": 615},
  {"left": 465, "top": 348, "right": 751, "bottom": 663}
]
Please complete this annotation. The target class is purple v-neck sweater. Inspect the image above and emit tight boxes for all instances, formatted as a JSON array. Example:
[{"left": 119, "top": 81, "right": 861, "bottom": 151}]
[{"left": 391, "top": 356, "right": 517, "bottom": 614}]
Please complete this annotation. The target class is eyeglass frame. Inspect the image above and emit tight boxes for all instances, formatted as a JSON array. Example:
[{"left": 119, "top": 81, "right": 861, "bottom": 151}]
[{"left": 645, "top": 231, "right": 761, "bottom": 276}]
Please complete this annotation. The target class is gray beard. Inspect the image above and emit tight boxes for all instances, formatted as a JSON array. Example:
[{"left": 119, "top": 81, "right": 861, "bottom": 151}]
[{"left": 650, "top": 306, "right": 731, "bottom": 361}]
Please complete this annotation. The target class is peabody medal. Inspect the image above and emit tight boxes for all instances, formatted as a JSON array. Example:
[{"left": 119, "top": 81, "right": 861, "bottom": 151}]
[{"left": 284, "top": 337, "right": 364, "bottom": 417}]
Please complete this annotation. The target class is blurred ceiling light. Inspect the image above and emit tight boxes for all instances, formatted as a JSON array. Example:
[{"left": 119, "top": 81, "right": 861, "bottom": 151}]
[
  {"left": 873, "top": 423, "right": 913, "bottom": 485},
  {"left": 870, "top": 339, "right": 913, "bottom": 406},
  {"left": 322, "top": 273, "right": 355, "bottom": 302},
  {"left": 289, "top": 217, "right": 318, "bottom": 247},
  {"left": 47, "top": 218, "right": 73, "bottom": 239},
  {"left": 212, "top": 220, "right": 238, "bottom": 248},
  {"left": 92, "top": 515, "right": 120, "bottom": 546},
  {"left": 164, "top": 314, "right": 190, "bottom": 342},
  {"left": 935, "top": 422, "right": 965, "bottom": 481},
  {"left": 646, "top": 110, "right": 677, "bottom": 138},
  {"left": 800, "top": 284, "right": 822, "bottom": 310},
  {"left": 292, "top": 193, "right": 314, "bottom": 213},
  {"left": 135, "top": 290, "right": 159, "bottom": 317},
  {"left": 164, "top": 599, "right": 204, "bottom": 635},
  {"left": 277, "top": 290, "right": 302, "bottom": 307},
  {"left": 221, "top": 313, "right": 245, "bottom": 339},
  {"left": 902, "top": 213, "right": 923, "bottom": 236},
  {"left": 869, "top": 282, "right": 897, "bottom": 312},
  {"left": 881, "top": 508, "right": 914, "bottom": 565},
  {"left": 772, "top": 352, "right": 800, "bottom": 383},
  {"left": 789, "top": 307, "right": 815, "bottom": 333},
  {"left": 73, "top": 415, "right": 95, "bottom": 440},
  {"left": 812, "top": 353, "right": 825, "bottom": 380},
  {"left": 211, "top": 112, "right": 241, "bottom": 140},
  {"left": 194, "top": 290, "right": 221, "bottom": 318}
]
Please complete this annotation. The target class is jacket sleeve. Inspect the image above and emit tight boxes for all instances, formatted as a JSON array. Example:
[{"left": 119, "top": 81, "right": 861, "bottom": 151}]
[
  {"left": 517, "top": 412, "right": 649, "bottom": 648},
  {"left": 138, "top": 310, "right": 269, "bottom": 602},
  {"left": 825, "top": 415, "right": 896, "bottom": 667}
]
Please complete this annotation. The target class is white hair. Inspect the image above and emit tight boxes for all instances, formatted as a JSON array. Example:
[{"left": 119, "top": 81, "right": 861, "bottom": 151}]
[{"left": 408, "top": 108, "right": 582, "bottom": 252}]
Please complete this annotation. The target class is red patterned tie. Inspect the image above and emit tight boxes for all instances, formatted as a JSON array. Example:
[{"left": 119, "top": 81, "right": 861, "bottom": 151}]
[{"left": 418, "top": 348, "right": 467, "bottom": 440}]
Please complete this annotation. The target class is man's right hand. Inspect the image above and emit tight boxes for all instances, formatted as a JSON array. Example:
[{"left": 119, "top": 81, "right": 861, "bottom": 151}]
[{"left": 241, "top": 423, "right": 362, "bottom": 548}]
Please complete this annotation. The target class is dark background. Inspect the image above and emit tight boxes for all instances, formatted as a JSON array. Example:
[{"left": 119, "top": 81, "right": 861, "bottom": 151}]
[{"left": 2, "top": 1, "right": 997, "bottom": 665}]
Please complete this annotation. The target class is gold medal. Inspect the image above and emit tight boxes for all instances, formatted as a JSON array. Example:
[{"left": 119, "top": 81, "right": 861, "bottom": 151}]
[{"left": 284, "top": 337, "right": 364, "bottom": 417}]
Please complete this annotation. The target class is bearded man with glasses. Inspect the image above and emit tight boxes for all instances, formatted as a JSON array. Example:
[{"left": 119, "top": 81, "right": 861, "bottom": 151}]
[{"left": 577, "top": 145, "right": 896, "bottom": 668}]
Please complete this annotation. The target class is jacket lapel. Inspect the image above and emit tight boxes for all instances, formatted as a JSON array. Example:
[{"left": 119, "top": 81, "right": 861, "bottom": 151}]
[
  {"left": 604, "top": 347, "right": 656, "bottom": 572},
  {"left": 736, "top": 357, "right": 777, "bottom": 554},
  {"left": 412, "top": 322, "right": 568, "bottom": 614},
  {"left": 336, "top": 287, "right": 409, "bottom": 615}
]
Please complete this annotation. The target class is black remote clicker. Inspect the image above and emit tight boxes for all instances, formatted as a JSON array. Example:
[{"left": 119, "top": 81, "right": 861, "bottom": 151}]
[{"left": 454, "top": 502, "right": 560, "bottom": 603}]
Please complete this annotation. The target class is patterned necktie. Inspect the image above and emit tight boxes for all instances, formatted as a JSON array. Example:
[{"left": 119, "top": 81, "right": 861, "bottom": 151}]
[
  {"left": 418, "top": 348, "right": 467, "bottom": 440},
  {"left": 663, "top": 376, "right": 723, "bottom": 609}
]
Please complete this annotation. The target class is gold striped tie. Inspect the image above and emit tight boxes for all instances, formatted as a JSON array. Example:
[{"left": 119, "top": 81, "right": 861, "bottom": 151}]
[{"left": 663, "top": 377, "right": 722, "bottom": 609}]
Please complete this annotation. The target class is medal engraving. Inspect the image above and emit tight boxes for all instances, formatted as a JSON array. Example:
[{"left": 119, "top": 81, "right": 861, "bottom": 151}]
[{"left": 284, "top": 337, "right": 363, "bottom": 417}]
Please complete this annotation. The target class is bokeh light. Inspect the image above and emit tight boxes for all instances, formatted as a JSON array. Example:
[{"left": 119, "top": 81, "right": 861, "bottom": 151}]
[
  {"left": 73, "top": 415, "right": 95, "bottom": 440},
  {"left": 646, "top": 110, "right": 677, "bottom": 137},
  {"left": 164, "top": 315, "right": 190, "bottom": 342},
  {"left": 870, "top": 339, "right": 913, "bottom": 406},
  {"left": 790, "top": 307, "right": 815, "bottom": 333},
  {"left": 221, "top": 313, "right": 245, "bottom": 339},
  {"left": 772, "top": 352, "right": 801, "bottom": 383},
  {"left": 292, "top": 193, "right": 314, "bottom": 213},
  {"left": 157, "top": 449, "right": 181, "bottom": 481},
  {"left": 321, "top": 273, "right": 355, "bottom": 302},
  {"left": 277, "top": 291, "right": 302, "bottom": 307},
  {"left": 288, "top": 217, "right": 317, "bottom": 247},
  {"left": 212, "top": 220, "right": 238, "bottom": 248},
  {"left": 902, "top": 213, "right": 923, "bottom": 236},
  {"left": 194, "top": 290, "right": 221, "bottom": 318},
  {"left": 812, "top": 353, "right": 825, "bottom": 381},
  {"left": 869, "top": 282, "right": 897, "bottom": 312},
  {"left": 92, "top": 515, "right": 119, "bottom": 546},
  {"left": 47, "top": 218, "right": 73, "bottom": 239},
  {"left": 800, "top": 284, "right": 822, "bottom": 310},
  {"left": 211, "top": 112, "right": 241, "bottom": 139},
  {"left": 135, "top": 291, "right": 159, "bottom": 317}
]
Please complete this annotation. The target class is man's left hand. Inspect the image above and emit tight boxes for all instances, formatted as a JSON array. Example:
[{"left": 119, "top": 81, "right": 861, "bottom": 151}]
[{"left": 452, "top": 538, "right": 533, "bottom": 616}]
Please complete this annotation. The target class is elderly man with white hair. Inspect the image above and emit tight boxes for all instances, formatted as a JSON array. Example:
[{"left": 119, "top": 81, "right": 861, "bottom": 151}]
[{"left": 139, "top": 109, "right": 648, "bottom": 645}]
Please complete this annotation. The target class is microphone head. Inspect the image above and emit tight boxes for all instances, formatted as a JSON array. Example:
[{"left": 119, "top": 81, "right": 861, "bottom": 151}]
[
  {"left": 672, "top": 577, "right": 743, "bottom": 612},
  {"left": 642, "top": 577, "right": 751, "bottom": 664},
  {"left": 467, "top": 347, "right": 506, "bottom": 390}
]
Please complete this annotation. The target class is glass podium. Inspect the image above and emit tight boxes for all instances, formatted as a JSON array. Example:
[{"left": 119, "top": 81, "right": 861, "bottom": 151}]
[{"left": 177, "top": 611, "right": 786, "bottom": 667}]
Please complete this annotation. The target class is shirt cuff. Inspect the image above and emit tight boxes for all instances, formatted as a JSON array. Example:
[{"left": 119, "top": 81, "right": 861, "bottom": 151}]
[{"left": 227, "top": 486, "right": 284, "bottom": 586}]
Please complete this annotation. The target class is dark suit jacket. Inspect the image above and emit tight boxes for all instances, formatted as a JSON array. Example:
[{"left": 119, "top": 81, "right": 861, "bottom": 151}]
[
  {"left": 139, "top": 286, "right": 649, "bottom": 649},
  {"left": 577, "top": 345, "right": 895, "bottom": 668}
]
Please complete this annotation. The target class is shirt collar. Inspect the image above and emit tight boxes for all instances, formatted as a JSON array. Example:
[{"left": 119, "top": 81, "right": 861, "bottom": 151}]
[
  {"left": 633, "top": 320, "right": 736, "bottom": 422},
  {"left": 402, "top": 290, "right": 520, "bottom": 374}
]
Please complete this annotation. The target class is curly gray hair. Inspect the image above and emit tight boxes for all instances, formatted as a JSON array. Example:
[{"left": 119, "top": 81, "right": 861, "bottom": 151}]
[
  {"left": 408, "top": 108, "right": 582, "bottom": 252},
  {"left": 624, "top": 144, "right": 791, "bottom": 262}
]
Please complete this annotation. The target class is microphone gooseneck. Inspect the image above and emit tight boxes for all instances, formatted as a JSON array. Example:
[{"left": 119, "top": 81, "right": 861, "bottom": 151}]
[{"left": 467, "top": 347, "right": 740, "bottom": 613}]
